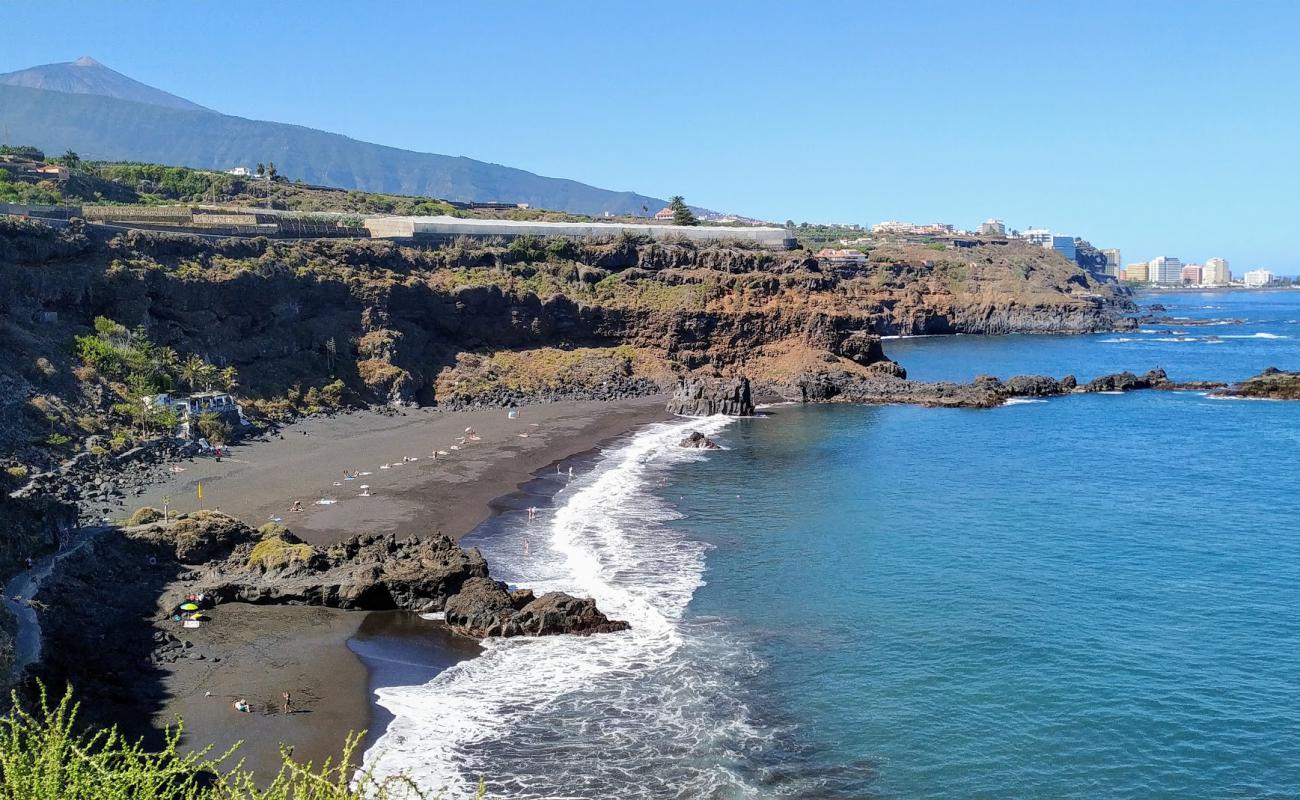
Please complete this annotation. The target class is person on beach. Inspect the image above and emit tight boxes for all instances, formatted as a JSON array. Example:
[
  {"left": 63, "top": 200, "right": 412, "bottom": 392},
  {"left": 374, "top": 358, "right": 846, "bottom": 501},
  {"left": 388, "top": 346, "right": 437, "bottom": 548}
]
[
  {"left": 290, "top": 500, "right": 303, "bottom": 513},
  {"left": 528, "top": 506, "right": 537, "bottom": 521},
  {"left": 234, "top": 698, "right": 250, "bottom": 713},
  {"left": 282, "top": 691, "right": 293, "bottom": 714}
]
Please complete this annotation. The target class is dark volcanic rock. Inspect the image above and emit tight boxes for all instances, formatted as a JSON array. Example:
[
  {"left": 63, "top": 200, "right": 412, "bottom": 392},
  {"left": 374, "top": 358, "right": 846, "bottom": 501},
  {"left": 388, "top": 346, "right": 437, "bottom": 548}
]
[
  {"left": 444, "top": 577, "right": 630, "bottom": 638},
  {"left": 44, "top": 511, "right": 625, "bottom": 643},
  {"left": 785, "top": 366, "right": 1211, "bottom": 408},
  {"left": 679, "top": 430, "right": 721, "bottom": 449},
  {"left": 1082, "top": 368, "right": 1169, "bottom": 393},
  {"left": 667, "top": 376, "right": 755, "bottom": 417},
  {"left": 1211, "top": 367, "right": 1300, "bottom": 400},
  {"left": 195, "top": 528, "right": 489, "bottom": 611}
]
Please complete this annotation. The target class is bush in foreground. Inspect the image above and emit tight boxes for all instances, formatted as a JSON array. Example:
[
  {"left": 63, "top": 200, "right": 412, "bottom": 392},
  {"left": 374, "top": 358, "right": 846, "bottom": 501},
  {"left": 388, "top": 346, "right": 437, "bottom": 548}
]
[{"left": 0, "top": 685, "right": 482, "bottom": 799}]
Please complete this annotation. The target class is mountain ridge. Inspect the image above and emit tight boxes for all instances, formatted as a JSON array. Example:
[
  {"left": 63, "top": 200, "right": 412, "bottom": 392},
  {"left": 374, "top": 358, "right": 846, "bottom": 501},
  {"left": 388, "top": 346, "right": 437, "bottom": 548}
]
[{"left": 0, "top": 60, "right": 668, "bottom": 215}]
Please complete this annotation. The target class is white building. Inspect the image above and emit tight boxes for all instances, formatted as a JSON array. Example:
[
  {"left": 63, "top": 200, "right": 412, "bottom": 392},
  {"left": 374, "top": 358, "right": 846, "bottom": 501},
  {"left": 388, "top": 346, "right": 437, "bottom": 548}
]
[
  {"left": 1243, "top": 269, "right": 1275, "bottom": 287},
  {"left": 1020, "top": 228, "right": 1053, "bottom": 247},
  {"left": 1147, "top": 256, "right": 1184, "bottom": 285},
  {"left": 225, "top": 167, "right": 251, "bottom": 177},
  {"left": 978, "top": 218, "right": 1006, "bottom": 236},
  {"left": 1203, "top": 257, "right": 1231, "bottom": 285}
]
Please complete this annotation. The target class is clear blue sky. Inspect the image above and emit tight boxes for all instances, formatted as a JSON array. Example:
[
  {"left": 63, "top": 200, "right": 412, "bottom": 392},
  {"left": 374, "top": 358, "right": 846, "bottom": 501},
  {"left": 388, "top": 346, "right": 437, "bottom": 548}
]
[{"left": 3, "top": 0, "right": 1299, "bottom": 272}]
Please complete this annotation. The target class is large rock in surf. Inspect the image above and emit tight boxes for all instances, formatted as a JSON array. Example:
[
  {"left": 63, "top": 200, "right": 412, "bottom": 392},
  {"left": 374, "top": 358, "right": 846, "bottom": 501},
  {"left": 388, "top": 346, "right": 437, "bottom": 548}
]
[
  {"left": 667, "top": 376, "right": 755, "bottom": 417},
  {"left": 444, "top": 576, "right": 630, "bottom": 638},
  {"left": 679, "top": 430, "right": 721, "bottom": 449}
]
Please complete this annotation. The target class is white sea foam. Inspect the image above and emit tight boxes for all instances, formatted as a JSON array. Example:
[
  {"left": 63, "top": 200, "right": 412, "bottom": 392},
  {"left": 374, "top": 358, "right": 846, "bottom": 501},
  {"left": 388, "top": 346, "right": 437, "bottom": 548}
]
[
  {"left": 362, "top": 416, "right": 750, "bottom": 798},
  {"left": 1002, "top": 398, "right": 1047, "bottom": 405},
  {"left": 1220, "top": 332, "right": 1288, "bottom": 339}
]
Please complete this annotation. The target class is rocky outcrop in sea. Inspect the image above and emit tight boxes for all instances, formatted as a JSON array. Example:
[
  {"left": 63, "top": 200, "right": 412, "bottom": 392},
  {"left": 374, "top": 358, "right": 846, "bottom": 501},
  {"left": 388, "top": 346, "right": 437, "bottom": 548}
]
[
  {"left": 1211, "top": 367, "right": 1300, "bottom": 400},
  {"left": 667, "top": 377, "right": 756, "bottom": 417},
  {"left": 783, "top": 367, "right": 1224, "bottom": 408}
]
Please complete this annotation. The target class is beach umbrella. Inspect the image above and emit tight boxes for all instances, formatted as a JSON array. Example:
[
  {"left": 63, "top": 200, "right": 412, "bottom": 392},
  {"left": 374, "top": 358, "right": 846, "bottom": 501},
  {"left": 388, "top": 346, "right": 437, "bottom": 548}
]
[{"left": 179, "top": 602, "right": 199, "bottom": 611}]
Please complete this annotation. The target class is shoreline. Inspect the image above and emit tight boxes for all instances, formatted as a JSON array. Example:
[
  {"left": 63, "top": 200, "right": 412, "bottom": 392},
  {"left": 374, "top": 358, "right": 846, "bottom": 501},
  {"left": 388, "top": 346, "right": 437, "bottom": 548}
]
[{"left": 131, "top": 396, "right": 673, "bottom": 776}]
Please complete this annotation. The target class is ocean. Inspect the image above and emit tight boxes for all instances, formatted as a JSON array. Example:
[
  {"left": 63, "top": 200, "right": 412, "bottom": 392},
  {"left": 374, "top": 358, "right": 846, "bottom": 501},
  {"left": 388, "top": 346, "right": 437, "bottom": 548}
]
[{"left": 365, "top": 289, "right": 1300, "bottom": 799}]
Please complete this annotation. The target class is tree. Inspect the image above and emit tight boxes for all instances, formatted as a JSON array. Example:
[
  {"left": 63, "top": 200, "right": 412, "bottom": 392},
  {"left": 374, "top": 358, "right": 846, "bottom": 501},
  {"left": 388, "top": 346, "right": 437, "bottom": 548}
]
[
  {"left": 196, "top": 411, "right": 231, "bottom": 446},
  {"left": 199, "top": 363, "right": 219, "bottom": 392},
  {"left": 266, "top": 162, "right": 278, "bottom": 181},
  {"left": 219, "top": 366, "right": 239, "bottom": 393},
  {"left": 669, "top": 195, "right": 698, "bottom": 226},
  {"left": 255, "top": 163, "right": 266, "bottom": 178},
  {"left": 179, "top": 354, "right": 206, "bottom": 392},
  {"left": 55, "top": 150, "right": 81, "bottom": 168}
]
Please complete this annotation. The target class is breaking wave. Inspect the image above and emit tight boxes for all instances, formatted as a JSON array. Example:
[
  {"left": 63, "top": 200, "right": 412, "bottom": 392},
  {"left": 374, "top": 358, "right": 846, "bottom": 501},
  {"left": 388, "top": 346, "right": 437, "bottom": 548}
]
[{"left": 362, "top": 416, "right": 773, "bottom": 798}]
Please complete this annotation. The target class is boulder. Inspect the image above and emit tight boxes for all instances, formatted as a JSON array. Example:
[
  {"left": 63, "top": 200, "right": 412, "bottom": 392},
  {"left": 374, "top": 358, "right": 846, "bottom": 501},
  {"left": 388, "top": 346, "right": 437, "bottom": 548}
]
[{"left": 679, "top": 430, "right": 721, "bottom": 449}]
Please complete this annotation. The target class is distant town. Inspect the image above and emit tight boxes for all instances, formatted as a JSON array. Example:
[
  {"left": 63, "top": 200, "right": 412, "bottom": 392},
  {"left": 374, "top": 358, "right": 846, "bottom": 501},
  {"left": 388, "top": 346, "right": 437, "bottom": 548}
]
[{"left": 811, "top": 217, "right": 1290, "bottom": 289}]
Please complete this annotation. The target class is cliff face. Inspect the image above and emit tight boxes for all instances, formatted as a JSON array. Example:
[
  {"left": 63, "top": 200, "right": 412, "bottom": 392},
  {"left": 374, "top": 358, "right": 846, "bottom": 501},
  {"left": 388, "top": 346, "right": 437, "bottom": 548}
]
[{"left": 0, "top": 220, "right": 1131, "bottom": 465}]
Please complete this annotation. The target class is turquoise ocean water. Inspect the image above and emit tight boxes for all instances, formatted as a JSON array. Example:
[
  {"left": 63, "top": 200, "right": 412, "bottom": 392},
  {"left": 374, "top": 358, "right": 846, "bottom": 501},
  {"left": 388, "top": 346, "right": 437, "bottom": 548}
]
[{"left": 366, "top": 290, "right": 1300, "bottom": 799}]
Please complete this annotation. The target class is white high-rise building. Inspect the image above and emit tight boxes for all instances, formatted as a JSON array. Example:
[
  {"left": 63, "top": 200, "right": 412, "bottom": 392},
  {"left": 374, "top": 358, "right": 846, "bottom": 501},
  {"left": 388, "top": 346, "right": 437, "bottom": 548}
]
[
  {"left": 1243, "top": 269, "right": 1275, "bottom": 287},
  {"left": 1203, "top": 257, "right": 1231, "bottom": 285},
  {"left": 1147, "top": 256, "right": 1184, "bottom": 285},
  {"left": 978, "top": 218, "right": 1006, "bottom": 236}
]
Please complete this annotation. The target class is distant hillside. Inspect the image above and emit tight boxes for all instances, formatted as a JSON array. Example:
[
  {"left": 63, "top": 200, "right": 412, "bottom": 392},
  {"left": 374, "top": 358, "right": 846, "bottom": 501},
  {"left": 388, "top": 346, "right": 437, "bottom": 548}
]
[
  {"left": 0, "top": 56, "right": 209, "bottom": 112},
  {"left": 0, "top": 61, "right": 668, "bottom": 216}
]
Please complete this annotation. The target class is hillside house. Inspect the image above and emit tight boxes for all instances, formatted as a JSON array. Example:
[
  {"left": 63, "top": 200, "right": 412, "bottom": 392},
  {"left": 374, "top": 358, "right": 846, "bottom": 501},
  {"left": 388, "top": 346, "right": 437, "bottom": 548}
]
[{"left": 143, "top": 391, "right": 248, "bottom": 440}]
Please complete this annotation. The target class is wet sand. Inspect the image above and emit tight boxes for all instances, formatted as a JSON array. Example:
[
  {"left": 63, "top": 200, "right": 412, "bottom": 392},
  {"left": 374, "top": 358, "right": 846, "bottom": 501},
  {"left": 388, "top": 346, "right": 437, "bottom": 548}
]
[{"left": 144, "top": 397, "right": 670, "bottom": 779}]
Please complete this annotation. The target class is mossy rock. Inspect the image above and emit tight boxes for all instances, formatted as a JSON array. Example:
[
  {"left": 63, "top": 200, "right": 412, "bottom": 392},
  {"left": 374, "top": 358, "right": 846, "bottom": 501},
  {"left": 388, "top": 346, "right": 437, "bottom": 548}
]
[{"left": 247, "top": 536, "right": 314, "bottom": 571}]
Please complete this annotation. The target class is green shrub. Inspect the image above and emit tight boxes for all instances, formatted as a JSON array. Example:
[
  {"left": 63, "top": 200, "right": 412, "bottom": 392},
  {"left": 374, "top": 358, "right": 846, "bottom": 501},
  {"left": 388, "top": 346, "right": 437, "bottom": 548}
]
[{"left": 128, "top": 507, "right": 165, "bottom": 526}]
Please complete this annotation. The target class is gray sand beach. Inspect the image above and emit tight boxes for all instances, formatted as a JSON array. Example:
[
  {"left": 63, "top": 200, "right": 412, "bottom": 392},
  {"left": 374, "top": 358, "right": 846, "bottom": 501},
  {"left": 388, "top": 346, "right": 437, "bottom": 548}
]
[{"left": 138, "top": 396, "right": 670, "bottom": 776}]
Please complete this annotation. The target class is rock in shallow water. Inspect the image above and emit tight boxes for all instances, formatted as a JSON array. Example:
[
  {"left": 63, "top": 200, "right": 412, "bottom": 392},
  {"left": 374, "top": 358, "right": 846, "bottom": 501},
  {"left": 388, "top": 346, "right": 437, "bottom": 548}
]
[{"left": 679, "top": 430, "right": 721, "bottom": 449}]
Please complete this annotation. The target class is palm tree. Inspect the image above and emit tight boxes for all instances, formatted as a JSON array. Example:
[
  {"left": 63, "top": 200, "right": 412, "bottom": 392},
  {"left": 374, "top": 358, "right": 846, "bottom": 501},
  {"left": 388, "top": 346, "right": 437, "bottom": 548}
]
[
  {"left": 219, "top": 366, "right": 239, "bottom": 393},
  {"left": 179, "top": 354, "right": 206, "bottom": 392}
]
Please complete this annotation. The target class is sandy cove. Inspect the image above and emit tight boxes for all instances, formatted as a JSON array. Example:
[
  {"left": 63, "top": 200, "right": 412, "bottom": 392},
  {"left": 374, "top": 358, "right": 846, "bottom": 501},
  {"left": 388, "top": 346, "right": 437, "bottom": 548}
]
[{"left": 116, "top": 396, "right": 670, "bottom": 780}]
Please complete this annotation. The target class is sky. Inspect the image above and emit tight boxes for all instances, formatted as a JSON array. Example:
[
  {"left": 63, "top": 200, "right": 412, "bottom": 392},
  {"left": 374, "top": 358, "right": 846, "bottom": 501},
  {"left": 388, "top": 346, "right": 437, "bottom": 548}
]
[{"left": 3, "top": 0, "right": 1300, "bottom": 272}]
